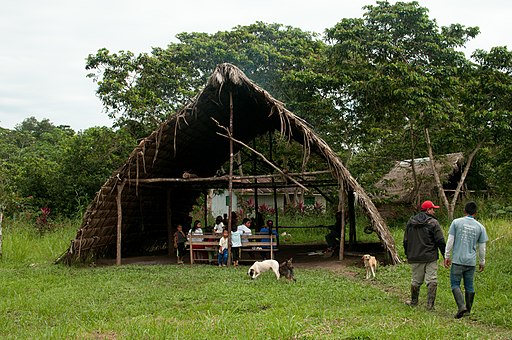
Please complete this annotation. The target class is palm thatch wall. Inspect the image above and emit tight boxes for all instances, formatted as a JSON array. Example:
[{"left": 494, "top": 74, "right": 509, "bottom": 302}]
[{"left": 61, "top": 63, "right": 400, "bottom": 264}]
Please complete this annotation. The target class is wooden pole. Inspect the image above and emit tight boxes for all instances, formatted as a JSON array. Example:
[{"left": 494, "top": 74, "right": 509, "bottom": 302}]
[
  {"left": 116, "top": 179, "right": 126, "bottom": 266},
  {"left": 253, "top": 139, "right": 259, "bottom": 229},
  {"left": 126, "top": 170, "right": 331, "bottom": 184},
  {"left": 227, "top": 91, "right": 234, "bottom": 266},
  {"left": 339, "top": 184, "right": 346, "bottom": 261},
  {"left": 203, "top": 190, "right": 208, "bottom": 227},
  {"left": 167, "top": 189, "right": 173, "bottom": 256},
  {"left": 269, "top": 131, "right": 280, "bottom": 246},
  {"left": 348, "top": 188, "right": 356, "bottom": 249},
  {"left": 189, "top": 233, "right": 194, "bottom": 264}
]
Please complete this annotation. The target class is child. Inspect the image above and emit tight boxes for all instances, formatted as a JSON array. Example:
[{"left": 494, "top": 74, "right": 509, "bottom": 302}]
[
  {"left": 231, "top": 227, "right": 242, "bottom": 267},
  {"left": 213, "top": 215, "right": 224, "bottom": 235},
  {"left": 218, "top": 229, "right": 229, "bottom": 267},
  {"left": 173, "top": 224, "right": 187, "bottom": 264}
]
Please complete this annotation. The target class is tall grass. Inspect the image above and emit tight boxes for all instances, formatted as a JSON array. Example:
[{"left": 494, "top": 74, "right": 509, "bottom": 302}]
[
  {"left": 1, "top": 217, "right": 78, "bottom": 267},
  {"left": 1, "top": 216, "right": 510, "bottom": 338}
]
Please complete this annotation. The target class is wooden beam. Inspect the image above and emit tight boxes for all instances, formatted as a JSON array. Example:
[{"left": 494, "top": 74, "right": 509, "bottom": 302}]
[
  {"left": 127, "top": 171, "right": 331, "bottom": 184},
  {"left": 339, "top": 184, "right": 346, "bottom": 261},
  {"left": 348, "top": 188, "right": 356, "bottom": 249},
  {"left": 227, "top": 91, "right": 234, "bottom": 266},
  {"left": 167, "top": 189, "right": 173, "bottom": 257},
  {"left": 116, "top": 179, "right": 126, "bottom": 266}
]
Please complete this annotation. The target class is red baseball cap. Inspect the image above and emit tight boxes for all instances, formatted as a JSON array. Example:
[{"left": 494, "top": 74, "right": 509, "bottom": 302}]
[{"left": 421, "top": 200, "right": 440, "bottom": 210}]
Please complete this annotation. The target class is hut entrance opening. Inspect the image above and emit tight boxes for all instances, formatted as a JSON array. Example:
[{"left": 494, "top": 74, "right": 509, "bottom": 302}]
[{"left": 60, "top": 63, "right": 400, "bottom": 266}]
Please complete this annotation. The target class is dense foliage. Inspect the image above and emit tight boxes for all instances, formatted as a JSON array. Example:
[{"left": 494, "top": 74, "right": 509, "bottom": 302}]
[
  {"left": 2, "top": 2, "right": 512, "bottom": 220},
  {"left": 0, "top": 118, "right": 136, "bottom": 218}
]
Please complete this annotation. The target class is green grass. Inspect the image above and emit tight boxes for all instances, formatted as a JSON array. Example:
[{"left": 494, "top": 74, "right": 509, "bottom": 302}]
[{"left": 0, "top": 217, "right": 511, "bottom": 339}]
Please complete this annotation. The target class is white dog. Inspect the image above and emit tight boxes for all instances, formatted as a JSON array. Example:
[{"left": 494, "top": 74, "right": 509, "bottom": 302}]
[
  {"left": 247, "top": 259, "right": 280, "bottom": 280},
  {"left": 362, "top": 254, "right": 377, "bottom": 279}
]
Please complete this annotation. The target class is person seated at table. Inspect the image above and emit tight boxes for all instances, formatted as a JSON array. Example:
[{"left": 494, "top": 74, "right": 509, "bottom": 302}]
[
  {"left": 189, "top": 220, "right": 204, "bottom": 259},
  {"left": 325, "top": 211, "right": 342, "bottom": 252},
  {"left": 259, "top": 219, "right": 278, "bottom": 259},
  {"left": 237, "top": 218, "right": 252, "bottom": 235},
  {"left": 213, "top": 215, "right": 224, "bottom": 235}
]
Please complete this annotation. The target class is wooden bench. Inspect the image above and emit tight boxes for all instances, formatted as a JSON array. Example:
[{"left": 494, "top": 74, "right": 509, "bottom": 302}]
[{"left": 187, "top": 233, "right": 278, "bottom": 264}]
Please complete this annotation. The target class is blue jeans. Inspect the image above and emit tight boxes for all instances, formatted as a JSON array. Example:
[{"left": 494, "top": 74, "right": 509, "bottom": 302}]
[
  {"left": 218, "top": 249, "right": 228, "bottom": 265},
  {"left": 450, "top": 263, "right": 476, "bottom": 292}
]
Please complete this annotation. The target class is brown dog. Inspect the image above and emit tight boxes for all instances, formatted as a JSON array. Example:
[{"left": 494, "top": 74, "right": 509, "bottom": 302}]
[
  {"left": 279, "top": 258, "right": 296, "bottom": 282},
  {"left": 362, "top": 254, "right": 377, "bottom": 279}
]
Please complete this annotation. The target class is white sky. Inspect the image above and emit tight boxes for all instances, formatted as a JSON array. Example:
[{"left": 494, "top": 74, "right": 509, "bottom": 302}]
[{"left": 1, "top": 0, "right": 510, "bottom": 131}]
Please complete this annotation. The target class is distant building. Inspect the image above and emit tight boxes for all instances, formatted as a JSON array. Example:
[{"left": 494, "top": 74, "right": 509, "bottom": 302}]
[
  {"left": 374, "top": 152, "right": 465, "bottom": 204},
  {"left": 210, "top": 178, "right": 326, "bottom": 219}
]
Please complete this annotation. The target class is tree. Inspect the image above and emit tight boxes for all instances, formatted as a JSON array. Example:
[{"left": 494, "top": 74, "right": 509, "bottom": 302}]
[
  {"left": 423, "top": 46, "right": 512, "bottom": 219},
  {"left": 86, "top": 22, "right": 325, "bottom": 139},
  {"left": 58, "top": 126, "right": 135, "bottom": 215},
  {"left": 322, "top": 1, "right": 481, "bottom": 212}
]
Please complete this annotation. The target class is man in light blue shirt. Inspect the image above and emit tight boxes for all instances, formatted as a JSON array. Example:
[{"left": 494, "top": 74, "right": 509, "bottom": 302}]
[{"left": 444, "top": 201, "right": 488, "bottom": 318}]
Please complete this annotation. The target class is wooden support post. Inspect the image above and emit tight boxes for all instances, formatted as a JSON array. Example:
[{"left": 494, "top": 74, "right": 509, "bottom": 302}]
[
  {"left": 203, "top": 190, "right": 208, "bottom": 227},
  {"left": 227, "top": 91, "right": 234, "bottom": 266},
  {"left": 167, "top": 189, "right": 173, "bottom": 257},
  {"left": 116, "top": 179, "right": 126, "bottom": 266},
  {"left": 253, "top": 139, "right": 259, "bottom": 229},
  {"left": 270, "top": 232, "right": 274, "bottom": 260},
  {"left": 339, "top": 184, "right": 346, "bottom": 261},
  {"left": 348, "top": 188, "right": 356, "bottom": 249},
  {"left": 189, "top": 234, "right": 194, "bottom": 264},
  {"left": 268, "top": 130, "right": 280, "bottom": 245}
]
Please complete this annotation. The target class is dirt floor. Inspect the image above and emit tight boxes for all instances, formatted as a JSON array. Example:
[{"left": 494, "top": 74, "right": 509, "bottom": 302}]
[{"left": 95, "top": 243, "right": 385, "bottom": 277}]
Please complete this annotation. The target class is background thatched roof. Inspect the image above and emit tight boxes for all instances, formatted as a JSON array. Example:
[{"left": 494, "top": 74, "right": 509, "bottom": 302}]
[
  {"left": 62, "top": 63, "right": 400, "bottom": 264},
  {"left": 375, "top": 152, "right": 464, "bottom": 203}
]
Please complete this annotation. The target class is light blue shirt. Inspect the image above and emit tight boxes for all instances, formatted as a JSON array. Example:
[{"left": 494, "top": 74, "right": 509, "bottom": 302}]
[
  {"left": 231, "top": 230, "right": 242, "bottom": 247},
  {"left": 448, "top": 216, "right": 488, "bottom": 266}
]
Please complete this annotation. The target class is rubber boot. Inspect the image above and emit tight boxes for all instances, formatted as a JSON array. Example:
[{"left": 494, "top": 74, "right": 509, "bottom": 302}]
[
  {"left": 405, "top": 285, "right": 420, "bottom": 306},
  {"left": 465, "top": 291, "right": 475, "bottom": 316},
  {"left": 426, "top": 282, "right": 437, "bottom": 310},
  {"left": 452, "top": 288, "right": 468, "bottom": 318}
]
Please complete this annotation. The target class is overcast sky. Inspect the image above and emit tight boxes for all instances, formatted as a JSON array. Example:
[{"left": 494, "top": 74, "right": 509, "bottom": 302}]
[{"left": 1, "top": 0, "right": 510, "bottom": 131}]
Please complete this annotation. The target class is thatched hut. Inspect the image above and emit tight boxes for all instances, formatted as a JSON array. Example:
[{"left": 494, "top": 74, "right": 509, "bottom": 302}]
[
  {"left": 61, "top": 63, "right": 400, "bottom": 264},
  {"left": 375, "top": 152, "right": 465, "bottom": 204}
]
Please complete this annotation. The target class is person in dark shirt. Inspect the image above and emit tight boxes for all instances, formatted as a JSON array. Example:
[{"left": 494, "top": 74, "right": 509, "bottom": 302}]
[
  {"left": 403, "top": 200, "right": 446, "bottom": 310},
  {"left": 173, "top": 224, "right": 187, "bottom": 264}
]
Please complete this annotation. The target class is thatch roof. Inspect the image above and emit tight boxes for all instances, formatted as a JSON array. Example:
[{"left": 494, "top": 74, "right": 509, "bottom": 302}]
[
  {"left": 62, "top": 63, "right": 400, "bottom": 264},
  {"left": 375, "top": 152, "right": 464, "bottom": 203}
]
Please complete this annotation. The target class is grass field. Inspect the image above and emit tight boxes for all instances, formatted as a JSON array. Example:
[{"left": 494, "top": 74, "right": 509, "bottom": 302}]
[{"left": 0, "top": 216, "right": 511, "bottom": 339}]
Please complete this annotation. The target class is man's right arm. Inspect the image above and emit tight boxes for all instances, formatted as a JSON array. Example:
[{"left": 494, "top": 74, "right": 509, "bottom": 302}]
[{"left": 403, "top": 224, "right": 409, "bottom": 255}]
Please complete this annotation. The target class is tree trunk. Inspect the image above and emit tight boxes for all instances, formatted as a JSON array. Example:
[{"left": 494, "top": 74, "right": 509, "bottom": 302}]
[
  {"left": 424, "top": 127, "right": 450, "bottom": 217},
  {"left": 409, "top": 122, "right": 420, "bottom": 206},
  {"left": 424, "top": 127, "right": 484, "bottom": 221},
  {"left": 237, "top": 152, "right": 244, "bottom": 176},
  {"left": 449, "top": 140, "right": 484, "bottom": 219}
]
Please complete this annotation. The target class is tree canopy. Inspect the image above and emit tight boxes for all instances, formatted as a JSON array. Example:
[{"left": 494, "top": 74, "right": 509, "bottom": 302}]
[{"left": 3, "top": 2, "right": 512, "bottom": 220}]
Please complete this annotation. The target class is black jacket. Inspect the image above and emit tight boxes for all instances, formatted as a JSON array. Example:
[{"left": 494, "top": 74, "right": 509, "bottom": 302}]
[{"left": 403, "top": 212, "right": 446, "bottom": 263}]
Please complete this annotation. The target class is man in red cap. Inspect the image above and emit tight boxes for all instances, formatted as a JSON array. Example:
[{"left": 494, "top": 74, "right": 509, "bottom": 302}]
[{"left": 403, "top": 200, "right": 446, "bottom": 310}]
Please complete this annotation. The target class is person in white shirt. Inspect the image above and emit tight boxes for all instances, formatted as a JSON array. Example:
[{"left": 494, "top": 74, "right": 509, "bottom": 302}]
[
  {"left": 213, "top": 215, "right": 224, "bottom": 234},
  {"left": 188, "top": 220, "right": 204, "bottom": 259},
  {"left": 231, "top": 228, "right": 243, "bottom": 267},
  {"left": 237, "top": 218, "right": 252, "bottom": 235},
  {"left": 444, "top": 201, "right": 488, "bottom": 318}
]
